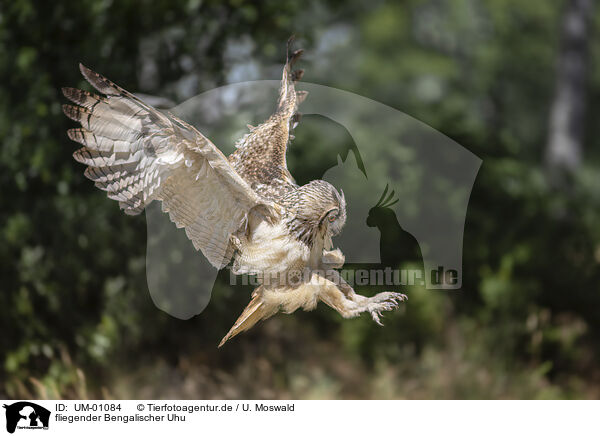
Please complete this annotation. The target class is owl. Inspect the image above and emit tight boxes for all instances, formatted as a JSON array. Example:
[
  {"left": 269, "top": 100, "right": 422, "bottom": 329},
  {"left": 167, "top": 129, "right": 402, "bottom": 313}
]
[{"left": 62, "top": 44, "right": 407, "bottom": 346}]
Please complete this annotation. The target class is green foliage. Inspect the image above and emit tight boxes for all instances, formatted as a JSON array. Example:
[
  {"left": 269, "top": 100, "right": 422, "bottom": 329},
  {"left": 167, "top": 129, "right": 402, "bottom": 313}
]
[{"left": 1, "top": 0, "right": 599, "bottom": 399}]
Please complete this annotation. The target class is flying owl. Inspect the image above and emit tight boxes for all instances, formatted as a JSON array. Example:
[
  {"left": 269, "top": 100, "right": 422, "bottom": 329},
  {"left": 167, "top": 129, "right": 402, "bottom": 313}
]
[{"left": 62, "top": 45, "right": 407, "bottom": 346}]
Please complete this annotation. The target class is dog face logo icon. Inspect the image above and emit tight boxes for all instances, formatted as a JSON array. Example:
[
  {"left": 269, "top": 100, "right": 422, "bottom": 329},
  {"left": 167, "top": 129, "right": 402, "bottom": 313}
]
[{"left": 3, "top": 402, "right": 50, "bottom": 433}]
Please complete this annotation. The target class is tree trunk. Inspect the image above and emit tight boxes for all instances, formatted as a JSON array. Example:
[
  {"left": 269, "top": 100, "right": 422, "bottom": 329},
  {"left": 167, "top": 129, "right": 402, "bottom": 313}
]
[{"left": 545, "top": 0, "right": 593, "bottom": 182}]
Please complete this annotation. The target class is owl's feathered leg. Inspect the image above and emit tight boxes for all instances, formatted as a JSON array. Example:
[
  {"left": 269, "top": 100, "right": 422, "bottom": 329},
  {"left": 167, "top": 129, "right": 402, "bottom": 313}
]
[
  {"left": 219, "top": 270, "right": 407, "bottom": 346},
  {"left": 318, "top": 249, "right": 407, "bottom": 323},
  {"left": 317, "top": 269, "right": 407, "bottom": 326}
]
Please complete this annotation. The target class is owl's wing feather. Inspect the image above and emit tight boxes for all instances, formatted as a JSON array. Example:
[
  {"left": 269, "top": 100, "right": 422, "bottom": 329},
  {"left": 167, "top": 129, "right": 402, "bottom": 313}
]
[
  {"left": 228, "top": 45, "right": 307, "bottom": 193},
  {"left": 63, "top": 64, "right": 275, "bottom": 268}
]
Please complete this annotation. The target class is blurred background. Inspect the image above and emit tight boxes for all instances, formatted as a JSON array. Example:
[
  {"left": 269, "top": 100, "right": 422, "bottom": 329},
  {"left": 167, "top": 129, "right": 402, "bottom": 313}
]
[{"left": 2, "top": 0, "right": 600, "bottom": 399}]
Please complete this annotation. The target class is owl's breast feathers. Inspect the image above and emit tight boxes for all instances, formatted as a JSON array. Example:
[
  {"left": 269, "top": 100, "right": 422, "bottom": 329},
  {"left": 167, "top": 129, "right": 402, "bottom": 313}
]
[{"left": 231, "top": 179, "right": 346, "bottom": 280}]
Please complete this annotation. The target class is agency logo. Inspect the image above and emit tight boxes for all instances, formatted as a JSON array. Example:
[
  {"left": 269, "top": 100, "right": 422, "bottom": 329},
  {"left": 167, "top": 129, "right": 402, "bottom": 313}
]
[{"left": 2, "top": 402, "right": 50, "bottom": 434}]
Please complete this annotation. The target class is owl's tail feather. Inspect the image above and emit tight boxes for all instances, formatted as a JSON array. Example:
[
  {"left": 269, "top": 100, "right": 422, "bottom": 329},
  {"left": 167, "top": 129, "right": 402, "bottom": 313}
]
[{"left": 218, "top": 286, "right": 278, "bottom": 347}]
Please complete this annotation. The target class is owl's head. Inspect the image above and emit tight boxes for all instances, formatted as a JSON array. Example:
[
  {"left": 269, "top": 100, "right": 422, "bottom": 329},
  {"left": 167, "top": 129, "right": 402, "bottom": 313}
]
[
  {"left": 323, "top": 187, "right": 346, "bottom": 236},
  {"left": 298, "top": 180, "right": 347, "bottom": 237}
]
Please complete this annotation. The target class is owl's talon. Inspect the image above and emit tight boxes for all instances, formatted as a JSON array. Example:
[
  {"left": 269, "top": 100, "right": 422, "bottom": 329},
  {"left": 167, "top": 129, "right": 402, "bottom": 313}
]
[
  {"left": 365, "top": 291, "right": 407, "bottom": 325},
  {"left": 321, "top": 249, "right": 345, "bottom": 269},
  {"left": 370, "top": 309, "right": 384, "bottom": 326}
]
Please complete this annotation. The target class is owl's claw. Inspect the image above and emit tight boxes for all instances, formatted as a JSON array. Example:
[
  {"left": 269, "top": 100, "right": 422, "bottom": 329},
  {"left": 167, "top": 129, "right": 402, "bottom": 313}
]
[
  {"left": 366, "top": 291, "right": 407, "bottom": 325},
  {"left": 371, "top": 310, "right": 384, "bottom": 326},
  {"left": 321, "top": 249, "right": 345, "bottom": 269}
]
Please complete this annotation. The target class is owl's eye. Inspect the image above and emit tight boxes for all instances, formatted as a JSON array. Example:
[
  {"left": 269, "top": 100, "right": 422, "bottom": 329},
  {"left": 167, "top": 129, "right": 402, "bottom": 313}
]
[{"left": 328, "top": 214, "right": 337, "bottom": 223}]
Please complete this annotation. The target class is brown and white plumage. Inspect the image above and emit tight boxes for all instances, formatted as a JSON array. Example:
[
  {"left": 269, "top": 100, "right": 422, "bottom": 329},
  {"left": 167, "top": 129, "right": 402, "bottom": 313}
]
[{"left": 63, "top": 43, "right": 406, "bottom": 347}]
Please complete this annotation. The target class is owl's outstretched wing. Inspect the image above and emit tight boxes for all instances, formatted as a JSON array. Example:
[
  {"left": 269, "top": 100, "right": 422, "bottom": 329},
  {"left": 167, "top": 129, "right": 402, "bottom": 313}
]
[
  {"left": 228, "top": 44, "right": 307, "bottom": 197},
  {"left": 63, "top": 64, "right": 276, "bottom": 268}
]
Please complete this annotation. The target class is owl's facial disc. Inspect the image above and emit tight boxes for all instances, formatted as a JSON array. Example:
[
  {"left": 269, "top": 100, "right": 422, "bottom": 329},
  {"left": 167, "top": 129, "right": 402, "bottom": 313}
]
[{"left": 324, "top": 207, "right": 344, "bottom": 236}]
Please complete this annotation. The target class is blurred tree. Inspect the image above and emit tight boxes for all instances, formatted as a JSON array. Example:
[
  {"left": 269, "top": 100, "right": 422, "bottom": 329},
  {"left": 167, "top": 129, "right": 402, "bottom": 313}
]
[{"left": 545, "top": 0, "right": 594, "bottom": 182}]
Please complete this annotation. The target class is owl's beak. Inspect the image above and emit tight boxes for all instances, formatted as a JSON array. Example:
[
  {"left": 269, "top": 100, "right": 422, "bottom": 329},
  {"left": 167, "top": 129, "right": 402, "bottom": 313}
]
[{"left": 324, "top": 234, "right": 333, "bottom": 250}]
